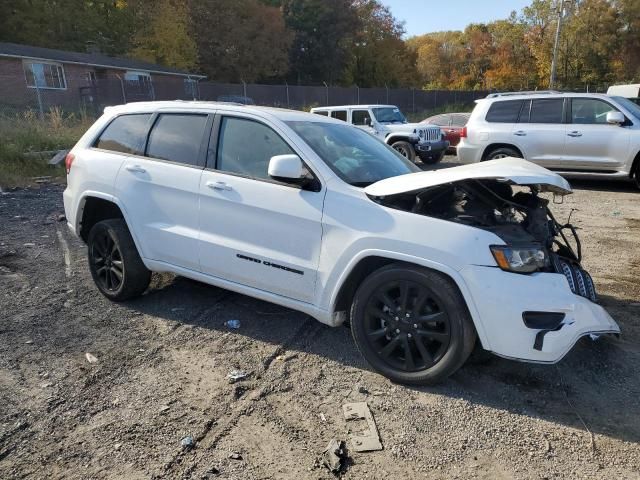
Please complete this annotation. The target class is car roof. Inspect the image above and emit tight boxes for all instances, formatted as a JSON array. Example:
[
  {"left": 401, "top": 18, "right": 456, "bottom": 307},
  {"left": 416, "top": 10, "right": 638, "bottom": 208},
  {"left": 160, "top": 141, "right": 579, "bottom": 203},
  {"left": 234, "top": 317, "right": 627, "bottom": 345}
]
[
  {"left": 103, "top": 100, "right": 340, "bottom": 123},
  {"left": 312, "top": 105, "right": 397, "bottom": 110}
]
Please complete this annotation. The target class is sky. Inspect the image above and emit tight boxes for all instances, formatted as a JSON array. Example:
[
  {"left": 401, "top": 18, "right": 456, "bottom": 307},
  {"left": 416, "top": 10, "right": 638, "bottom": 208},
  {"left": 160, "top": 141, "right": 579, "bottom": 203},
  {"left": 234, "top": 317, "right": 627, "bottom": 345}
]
[{"left": 381, "top": 0, "right": 533, "bottom": 38}]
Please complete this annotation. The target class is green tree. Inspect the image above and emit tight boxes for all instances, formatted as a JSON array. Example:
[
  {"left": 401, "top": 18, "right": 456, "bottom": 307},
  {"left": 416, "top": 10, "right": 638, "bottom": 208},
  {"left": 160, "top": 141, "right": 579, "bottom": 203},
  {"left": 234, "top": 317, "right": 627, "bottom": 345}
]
[
  {"left": 190, "top": 0, "right": 292, "bottom": 82},
  {"left": 128, "top": 0, "right": 197, "bottom": 70}
]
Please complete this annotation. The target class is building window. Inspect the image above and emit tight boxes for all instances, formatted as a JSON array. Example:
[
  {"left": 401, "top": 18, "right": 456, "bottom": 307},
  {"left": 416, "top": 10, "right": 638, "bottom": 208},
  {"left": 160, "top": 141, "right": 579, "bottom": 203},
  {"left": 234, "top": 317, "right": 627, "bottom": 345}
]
[
  {"left": 124, "top": 71, "right": 154, "bottom": 100},
  {"left": 23, "top": 61, "right": 67, "bottom": 90}
]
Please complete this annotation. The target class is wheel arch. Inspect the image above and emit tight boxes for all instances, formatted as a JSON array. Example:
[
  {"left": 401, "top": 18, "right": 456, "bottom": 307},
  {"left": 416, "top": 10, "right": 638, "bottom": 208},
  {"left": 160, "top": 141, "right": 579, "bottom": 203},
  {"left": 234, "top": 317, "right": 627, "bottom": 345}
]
[
  {"left": 385, "top": 133, "right": 412, "bottom": 145},
  {"left": 328, "top": 251, "right": 491, "bottom": 349},
  {"left": 481, "top": 143, "right": 524, "bottom": 161}
]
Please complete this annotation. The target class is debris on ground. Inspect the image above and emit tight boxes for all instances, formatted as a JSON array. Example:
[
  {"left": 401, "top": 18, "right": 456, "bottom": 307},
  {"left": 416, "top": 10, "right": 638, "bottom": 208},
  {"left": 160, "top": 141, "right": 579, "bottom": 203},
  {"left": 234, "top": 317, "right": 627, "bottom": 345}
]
[
  {"left": 56, "top": 214, "right": 66, "bottom": 222},
  {"left": 319, "top": 413, "right": 327, "bottom": 423},
  {"left": 321, "top": 438, "right": 347, "bottom": 473},
  {"left": 224, "top": 319, "right": 241, "bottom": 329},
  {"left": 343, "top": 402, "right": 382, "bottom": 452},
  {"left": 159, "top": 405, "right": 170, "bottom": 414},
  {"left": 228, "top": 452, "right": 243, "bottom": 460},
  {"left": 84, "top": 352, "right": 98, "bottom": 364},
  {"left": 180, "top": 436, "right": 195, "bottom": 450},
  {"left": 227, "top": 370, "right": 250, "bottom": 383}
]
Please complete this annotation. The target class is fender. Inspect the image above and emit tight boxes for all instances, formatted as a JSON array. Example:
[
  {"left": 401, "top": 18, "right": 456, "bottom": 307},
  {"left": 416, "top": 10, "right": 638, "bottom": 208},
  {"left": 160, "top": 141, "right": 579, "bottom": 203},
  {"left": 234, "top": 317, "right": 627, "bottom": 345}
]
[
  {"left": 385, "top": 132, "right": 419, "bottom": 145},
  {"left": 74, "top": 190, "right": 148, "bottom": 266},
  {"left": 327, "top": 249, "right": 491, "bottom": 349}
]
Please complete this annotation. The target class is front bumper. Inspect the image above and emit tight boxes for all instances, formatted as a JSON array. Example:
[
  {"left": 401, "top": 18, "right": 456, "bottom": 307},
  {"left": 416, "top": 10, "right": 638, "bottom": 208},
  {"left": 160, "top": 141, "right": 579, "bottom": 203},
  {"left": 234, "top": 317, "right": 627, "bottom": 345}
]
[
  {"left": 413, "top": 139, "right": 449, "bottom": 155},
  {"left": 459, "top": 265, "right": 620, "bottom": 363}
]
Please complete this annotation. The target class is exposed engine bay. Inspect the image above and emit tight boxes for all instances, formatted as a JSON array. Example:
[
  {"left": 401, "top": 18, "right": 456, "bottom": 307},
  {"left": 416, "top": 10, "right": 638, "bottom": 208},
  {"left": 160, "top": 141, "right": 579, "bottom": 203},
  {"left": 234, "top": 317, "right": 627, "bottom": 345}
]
[{"left": 376, "top": 179, "right": 598, "bottom": 302}]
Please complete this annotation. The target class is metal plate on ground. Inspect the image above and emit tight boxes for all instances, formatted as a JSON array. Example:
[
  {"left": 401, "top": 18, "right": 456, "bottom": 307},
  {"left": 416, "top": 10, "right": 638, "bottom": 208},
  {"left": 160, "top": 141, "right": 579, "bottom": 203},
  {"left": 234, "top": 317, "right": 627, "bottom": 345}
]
[{"left": 342, "top": 402, "right": 382, "bottom": 452}]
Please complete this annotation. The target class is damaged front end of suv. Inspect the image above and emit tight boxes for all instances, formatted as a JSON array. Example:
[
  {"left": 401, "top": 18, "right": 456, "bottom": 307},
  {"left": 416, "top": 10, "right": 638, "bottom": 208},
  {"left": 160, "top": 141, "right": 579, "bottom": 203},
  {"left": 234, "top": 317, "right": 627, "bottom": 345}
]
[{"left": 365, "top": 158, "right": 620, "bottom": 363}]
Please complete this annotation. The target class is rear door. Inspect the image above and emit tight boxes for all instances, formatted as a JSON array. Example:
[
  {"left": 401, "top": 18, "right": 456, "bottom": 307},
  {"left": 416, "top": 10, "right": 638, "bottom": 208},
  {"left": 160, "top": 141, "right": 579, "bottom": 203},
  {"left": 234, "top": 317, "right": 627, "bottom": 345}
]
[
  {"left": 516, "top": 98, "right": 567, "bottom": 167},
  {"left": 198, "top": 114, "right": 325, "bottom": 303},
  {"left": 115, "top": 111, "right": 211, "bottom": 271},
  {"left": 563, "top": 97, "right": 631, "bottom": 170}
]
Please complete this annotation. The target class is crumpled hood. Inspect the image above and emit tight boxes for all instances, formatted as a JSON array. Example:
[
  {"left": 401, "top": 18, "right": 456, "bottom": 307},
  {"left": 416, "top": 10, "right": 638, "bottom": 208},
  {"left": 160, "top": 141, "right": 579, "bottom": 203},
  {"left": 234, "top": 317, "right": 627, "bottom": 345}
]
[{"left": 364, "top": 157, "right": 573, "bottom": 197}]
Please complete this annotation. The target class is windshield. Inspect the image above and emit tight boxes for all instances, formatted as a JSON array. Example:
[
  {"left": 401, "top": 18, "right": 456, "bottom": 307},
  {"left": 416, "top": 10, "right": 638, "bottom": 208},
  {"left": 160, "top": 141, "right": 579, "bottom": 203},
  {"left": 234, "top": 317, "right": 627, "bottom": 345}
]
[
  {"left": 286, "top": 121, "right": 420, "bottom": 187},
  {"left": 613, "top": 96, "right": 640, "bottom": 120},
  {"left": 372, "top": 107, "right": 407, "bottom": 124}
]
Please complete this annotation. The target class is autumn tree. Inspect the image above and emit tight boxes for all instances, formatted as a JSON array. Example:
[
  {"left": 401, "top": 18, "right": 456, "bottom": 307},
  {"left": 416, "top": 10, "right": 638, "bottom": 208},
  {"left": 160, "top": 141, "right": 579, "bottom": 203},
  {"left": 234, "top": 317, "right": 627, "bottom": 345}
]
[{"left": 190, "top": 0, "right": 292, "bottom": 82}]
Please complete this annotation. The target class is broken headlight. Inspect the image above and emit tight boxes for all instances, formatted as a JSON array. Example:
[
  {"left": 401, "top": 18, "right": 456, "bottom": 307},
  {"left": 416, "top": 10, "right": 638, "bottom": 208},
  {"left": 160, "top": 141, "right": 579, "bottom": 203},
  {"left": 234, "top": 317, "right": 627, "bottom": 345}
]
[{"left": 490, "top": 245, "right": 549, "bottom": 273}]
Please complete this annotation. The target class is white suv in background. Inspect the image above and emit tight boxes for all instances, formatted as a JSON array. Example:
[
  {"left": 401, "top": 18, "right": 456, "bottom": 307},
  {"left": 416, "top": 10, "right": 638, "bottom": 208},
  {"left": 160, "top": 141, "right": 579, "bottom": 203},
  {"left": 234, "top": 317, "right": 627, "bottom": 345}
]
[{"left": 457, "top": 92, "right": 640, "bottom": 188}]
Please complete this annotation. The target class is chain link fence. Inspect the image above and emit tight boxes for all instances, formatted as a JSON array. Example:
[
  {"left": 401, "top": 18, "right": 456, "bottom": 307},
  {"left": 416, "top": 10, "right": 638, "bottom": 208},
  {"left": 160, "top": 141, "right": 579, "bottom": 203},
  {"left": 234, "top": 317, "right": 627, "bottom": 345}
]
[{"left": 0, "top": 70, "right": 489, "bottom": 120}]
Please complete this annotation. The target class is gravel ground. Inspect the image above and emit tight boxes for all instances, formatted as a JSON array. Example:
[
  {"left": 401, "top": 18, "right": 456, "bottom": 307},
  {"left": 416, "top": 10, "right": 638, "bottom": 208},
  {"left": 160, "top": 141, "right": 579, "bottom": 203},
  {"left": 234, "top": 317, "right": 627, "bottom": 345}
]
[{"left": 1, "top": 159, "right": 639, "bottom": 479}]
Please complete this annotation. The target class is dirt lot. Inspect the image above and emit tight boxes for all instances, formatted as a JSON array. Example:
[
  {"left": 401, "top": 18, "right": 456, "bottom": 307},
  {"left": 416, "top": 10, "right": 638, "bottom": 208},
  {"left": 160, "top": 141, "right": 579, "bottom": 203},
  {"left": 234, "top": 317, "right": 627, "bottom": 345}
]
[{"left": 1, "top": 161, "right": 639, "bottom": 479}]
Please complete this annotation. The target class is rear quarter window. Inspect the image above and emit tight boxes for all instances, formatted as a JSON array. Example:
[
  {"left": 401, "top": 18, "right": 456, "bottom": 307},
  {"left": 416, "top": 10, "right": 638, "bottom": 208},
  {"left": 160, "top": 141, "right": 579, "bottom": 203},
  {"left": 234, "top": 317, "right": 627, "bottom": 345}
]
[
  {"left": 94, "top": 114, "right": 152, "bottom": 155},
  {"left": 485, "top": 100, "right": 523, "bottom": 123}
]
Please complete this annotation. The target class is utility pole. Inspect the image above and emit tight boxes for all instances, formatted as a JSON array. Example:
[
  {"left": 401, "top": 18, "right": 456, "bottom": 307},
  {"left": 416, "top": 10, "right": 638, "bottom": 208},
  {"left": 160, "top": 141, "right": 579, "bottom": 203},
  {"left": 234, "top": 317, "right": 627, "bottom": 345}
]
[{"left": 550, "top": 0, "right": 569, "bottom": 89}]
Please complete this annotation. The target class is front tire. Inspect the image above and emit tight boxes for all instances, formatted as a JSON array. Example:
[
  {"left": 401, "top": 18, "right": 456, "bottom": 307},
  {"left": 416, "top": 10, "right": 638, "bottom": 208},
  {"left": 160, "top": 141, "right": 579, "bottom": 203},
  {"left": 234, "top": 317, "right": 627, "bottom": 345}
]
[
  {"left": 633, "top": 163, "right": 640, "bottom": 190},
  {"left": 87, "top": 219, "right": 151, "bottom": 301},
  {"left": 391, "top": 141, "right": 416, "bottom": 163},
  {"left": 350, "top": 264, "right": 476, "bottom": 385},
  {"left": 484, "top": 146, "right": 521, "bottom": 161}
]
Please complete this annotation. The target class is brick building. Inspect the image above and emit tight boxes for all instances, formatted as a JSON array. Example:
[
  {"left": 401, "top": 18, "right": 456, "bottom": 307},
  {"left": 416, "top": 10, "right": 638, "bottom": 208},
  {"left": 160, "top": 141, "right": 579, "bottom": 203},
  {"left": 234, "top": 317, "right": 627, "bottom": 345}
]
[{"left": 0, "top": 42, "right": 206, "bottom": 111}]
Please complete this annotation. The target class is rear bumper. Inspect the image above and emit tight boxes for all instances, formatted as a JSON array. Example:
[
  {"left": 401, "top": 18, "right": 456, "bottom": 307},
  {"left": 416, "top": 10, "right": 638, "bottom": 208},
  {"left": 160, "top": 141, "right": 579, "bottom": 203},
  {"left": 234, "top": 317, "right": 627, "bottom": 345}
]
[
  {"left": 62, "top": 187, "right": 77, "bottom": 236},
  {"left": 460, "top": 265, "right": 620, "bottom": 363},
  {"left": 456, "top": 140, "right": 482, "bottom": 163}
]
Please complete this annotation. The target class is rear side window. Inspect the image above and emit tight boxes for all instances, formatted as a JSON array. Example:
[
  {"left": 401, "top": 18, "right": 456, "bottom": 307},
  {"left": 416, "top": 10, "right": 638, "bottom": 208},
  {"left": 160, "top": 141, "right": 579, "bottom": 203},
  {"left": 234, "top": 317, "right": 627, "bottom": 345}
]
[
  {"left": 485, "top": 101, "right": 523, "bottom": 123},
  {"left": 331, "top": 110, "right": 347, "bottom": 121},
  {"left": 529, "top": 99, "right": 564, "bottom": 123},
  {"left": 352, "top": 110, "right": 371, "bottom": 126},
  {"left": 146, "top": 114, "right": 208, "bottom": 166},
  {"left": 94, "top": 114, "right": 151, "bottom": 154},
  {"left": 450, "top": 114, "right": 469, "bottom": 127}
]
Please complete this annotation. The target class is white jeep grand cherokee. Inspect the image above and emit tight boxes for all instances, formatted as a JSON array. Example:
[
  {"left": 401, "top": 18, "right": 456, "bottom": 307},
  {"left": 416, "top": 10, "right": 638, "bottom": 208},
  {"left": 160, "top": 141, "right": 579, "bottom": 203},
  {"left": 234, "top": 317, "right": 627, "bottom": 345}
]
[{"left": 63, "top": 101, "right": 619, "bottom": 385}]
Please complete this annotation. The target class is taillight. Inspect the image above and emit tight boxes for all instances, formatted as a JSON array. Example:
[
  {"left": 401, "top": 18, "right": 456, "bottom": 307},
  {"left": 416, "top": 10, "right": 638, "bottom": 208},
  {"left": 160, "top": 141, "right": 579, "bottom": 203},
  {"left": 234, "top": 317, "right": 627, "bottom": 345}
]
[
  {"left": 460, "top": 126, "right": 467, "bottom": 138},
  {"left": 65, "top": 153, "right": 75, "bottom": 174}
]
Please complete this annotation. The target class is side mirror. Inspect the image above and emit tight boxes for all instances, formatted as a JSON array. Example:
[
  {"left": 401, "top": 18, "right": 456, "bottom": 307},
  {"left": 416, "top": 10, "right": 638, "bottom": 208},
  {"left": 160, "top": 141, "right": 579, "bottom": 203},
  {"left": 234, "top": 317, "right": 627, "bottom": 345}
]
[
  {"left": 268, "top": 154, "right": 305, "bottom": 183},
  {"left": 606, "top": 111, "right": 625, "bottom": 125}
]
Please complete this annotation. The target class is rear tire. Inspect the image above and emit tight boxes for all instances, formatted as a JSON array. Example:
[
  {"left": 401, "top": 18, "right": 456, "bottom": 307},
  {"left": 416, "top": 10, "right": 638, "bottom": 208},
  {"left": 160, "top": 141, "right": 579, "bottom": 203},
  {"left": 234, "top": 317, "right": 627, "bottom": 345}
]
[
  {"left": 391, "top": 141, "right": 416, "bottom": 163},
  {"left": 484, "top": 146, "right": 521, "bottom": 161},
  {"left": 350, "top": 264, "right": 476, "bottom": 385},
  {"left": 633, "top": 163, "right": 640, "bottom": 190},
  {"left": 87, "top": 219, "right": 151, "bottom": 301}
]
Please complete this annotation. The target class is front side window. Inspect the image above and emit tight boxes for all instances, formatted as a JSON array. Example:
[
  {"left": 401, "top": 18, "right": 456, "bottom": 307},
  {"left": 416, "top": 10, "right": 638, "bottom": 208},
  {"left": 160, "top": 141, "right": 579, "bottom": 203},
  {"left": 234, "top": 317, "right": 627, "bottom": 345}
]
[
  {"left": 528, "top": 98, "right": 564, "bottom": 123},
  {"left": 352, "top": 110, "right": 371, "bottom": 126},
  {"left": 371, "top": 107, "right": 406, "bottom": 124},
  {"left": 485, "top": 100, "right": 523, "bottom": 123},
  {"left": 23, "top": 61, "right": 66, "bottom": 89},
  {"left": 94, "top": 114, "right": 152, "bottom": 155},
  {"left": 570, "top": 98, "right": 618, "bottom": 124},
  {"left": 287, "top": 121, "right": 420, "bottom": 187},
  {"left": 146, "top": 114, "right": 208, "bottom": 166},
  {"left": 216, "top": 117, "right": 295, "bottom": 180},
  {"left": 331, "top": 110, "right": 347, "bottom": 121}
]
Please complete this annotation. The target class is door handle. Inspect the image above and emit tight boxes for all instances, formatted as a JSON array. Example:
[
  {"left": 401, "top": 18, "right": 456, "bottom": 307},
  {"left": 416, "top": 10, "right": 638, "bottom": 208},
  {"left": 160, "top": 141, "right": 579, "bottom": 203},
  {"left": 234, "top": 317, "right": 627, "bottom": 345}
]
[
  {"left": 513, "top": 130, "right": 527, "bottom": 136},
  {"left": 567, "top": 131, "right": 582, "bottom": 137},
  {"left": 125, "top": 165, "right": 146, "bottom": 173},
  {"left": 206, "top": 181, "right": 232, "bottom": 191}
]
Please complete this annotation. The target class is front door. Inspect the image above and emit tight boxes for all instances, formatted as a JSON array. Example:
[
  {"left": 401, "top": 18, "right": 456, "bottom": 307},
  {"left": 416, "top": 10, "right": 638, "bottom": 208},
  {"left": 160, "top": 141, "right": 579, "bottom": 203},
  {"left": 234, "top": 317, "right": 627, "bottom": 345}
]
[
  {"left": 115, "top": 112, "right": 210, "bottom": 271},
  {"left": 198, "top": 114, "right": 325, "bottom": 303},
  {"left": 563, "top": 97, "right": 632, "bottom": 170}
]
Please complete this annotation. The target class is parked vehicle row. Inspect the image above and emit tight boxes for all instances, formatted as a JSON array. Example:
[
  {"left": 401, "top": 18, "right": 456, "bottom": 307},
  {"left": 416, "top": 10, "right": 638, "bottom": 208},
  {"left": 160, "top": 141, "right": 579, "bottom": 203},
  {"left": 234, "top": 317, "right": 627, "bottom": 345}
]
[{"left": 63, "top": 101, "right": 619, "bottom": 385}]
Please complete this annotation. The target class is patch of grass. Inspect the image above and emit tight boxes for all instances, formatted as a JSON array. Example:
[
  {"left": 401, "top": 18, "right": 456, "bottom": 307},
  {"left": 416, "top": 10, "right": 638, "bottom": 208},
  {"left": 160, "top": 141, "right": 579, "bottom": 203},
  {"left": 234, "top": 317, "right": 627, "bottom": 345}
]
[{"left": 0, "top": 107, "right": 94, "bottom": 188}]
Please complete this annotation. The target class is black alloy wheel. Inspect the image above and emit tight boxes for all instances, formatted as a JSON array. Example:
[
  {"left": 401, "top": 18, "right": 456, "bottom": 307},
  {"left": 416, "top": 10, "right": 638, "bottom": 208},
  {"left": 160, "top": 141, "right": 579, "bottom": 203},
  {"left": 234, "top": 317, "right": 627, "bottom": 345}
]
[
  {"left": 87, "top": 219, "right": 151, "bottom": 301},
  {"left": 90, "top": 228, "right": 124, "bottom": 293},
  {"left": 350, "top": 264, "right": 476, "bottom": 385},
  {"left": 363, "top": 280, "right": 450, "bottom": 372}
]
